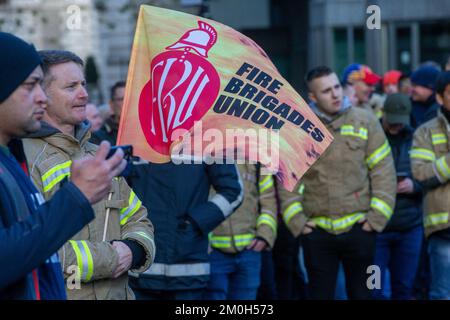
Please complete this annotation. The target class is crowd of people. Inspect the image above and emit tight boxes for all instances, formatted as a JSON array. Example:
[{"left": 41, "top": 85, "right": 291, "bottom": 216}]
[{"left": 1, "top": 31, "right": 450, "bottom": 300}]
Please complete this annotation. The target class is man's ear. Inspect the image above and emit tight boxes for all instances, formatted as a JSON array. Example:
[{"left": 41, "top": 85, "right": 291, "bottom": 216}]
[
  {"left": 436, "top": 93, "right": 444, "bottom": 106},
  {"left": 308, "top": 91, "right": 317, "bottom": 103}
]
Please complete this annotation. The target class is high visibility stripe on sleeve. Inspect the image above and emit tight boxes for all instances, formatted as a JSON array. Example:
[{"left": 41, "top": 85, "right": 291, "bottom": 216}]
[
  {"left": 366, "top": 140, "right": 391, "bottom": 169},
  {"left": 424, "top": 212, "right": 449, "bottom": 228},
  {"left": 210, "top": 234, "right": 254, "bottom": 249},
  {"left": 41, "top": 160, "right": 72, "bottom": 192},
  {"left": 257, "top": 213, "right": 277, "bottom": 234},
  {"left": 410, "top": 148, "right": 436, "bottom": 161},
  {"left": 69, "top": 240, "right": 94, "bottom": 282},
  {"left": 435, "top": 156, "right": 450, "bottom": 181},
  {"left": 298, "top": 183, "right": 305, "bottom": 195},
  {"left": 370, "top": 197, "right": 393, "bottom": 219},
  {"left": 259, "top": 176, "right": 274, "bottom": 193},
  {"left": 283, "top": 202, "right": 303, "bottom": 225},
  {"left": 120, "top": 190, "right": 142, "bottom": 225},
  {"left": 432, "top": 133, "right": 448, "bottom": 145},
  {"left": 340, "top": 125, "right": 368, "bottom": 140}
]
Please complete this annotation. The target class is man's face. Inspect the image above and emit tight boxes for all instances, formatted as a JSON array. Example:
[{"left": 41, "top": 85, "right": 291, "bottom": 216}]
[
  {"left": 353, "top": 80, "right": 374, "bottom": 104},
  {"left": 308, "top": 73, "right": 343, "bottom": 116},
  {"left": 383, "top": 119, "right": 405, "bottom": 135},
  {"left": 384, "top": 83, "right": 399, "bottom": 95},
  {"left": 85, "top": 103, "right": 103, "bottom": 132},
  {"left": 109, "top": 86, "right": 125, "bottom": 119},
  {"left": 0, "top": 66, "right": 47, "bottom": 141},
  {"left": 436, "top": 84, "right": 450, "bottom": 112},
  {"left": 43, "top": 61, "right": 88, "bottom": 127},
  {"left": 411, "top": 84, "right": 433, "bottom": 103},
  {"left": 343, "top": 84, "right": 358, "bottom": 106},
  {"left": 399, "top": 78, "right": 412, "bottom": 97}
]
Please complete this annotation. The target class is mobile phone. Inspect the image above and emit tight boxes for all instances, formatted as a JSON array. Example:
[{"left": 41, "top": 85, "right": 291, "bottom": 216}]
[
  {"left": 106, "top": 145, "right": 133, "bottom": 161},
  {"left": 105, "top": 145, "right": 134, "bottom": 177}
]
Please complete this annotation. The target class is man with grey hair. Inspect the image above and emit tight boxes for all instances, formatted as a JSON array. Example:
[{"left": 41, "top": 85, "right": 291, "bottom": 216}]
[{"left": 23, "top": 50, "right": 156, "bottom": 300}]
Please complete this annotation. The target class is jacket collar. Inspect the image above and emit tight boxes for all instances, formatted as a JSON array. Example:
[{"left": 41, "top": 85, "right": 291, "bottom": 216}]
[{"left": 28, "top": 121, "right": 92, "bottom": 156}]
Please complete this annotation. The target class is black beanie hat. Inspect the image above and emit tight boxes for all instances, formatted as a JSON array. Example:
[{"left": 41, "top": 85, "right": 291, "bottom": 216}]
[{"left": 0, "top": 32, "right": 42, "bottom": 103}]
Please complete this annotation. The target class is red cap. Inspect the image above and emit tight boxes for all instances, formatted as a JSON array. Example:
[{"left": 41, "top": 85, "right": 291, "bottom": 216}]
[{"left": 383, "top": 70, "right": 402, "bottom": 86}]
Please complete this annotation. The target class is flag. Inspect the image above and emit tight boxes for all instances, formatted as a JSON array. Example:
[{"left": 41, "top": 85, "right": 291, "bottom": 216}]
[{"left": 117, "top": 5, "right": 333, "bottom": 192}]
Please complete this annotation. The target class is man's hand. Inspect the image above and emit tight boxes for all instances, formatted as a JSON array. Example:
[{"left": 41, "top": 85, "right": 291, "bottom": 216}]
[
  {"left": 302, "top": 220, "right": 316, "bottom": 235},
  {"left": 111, "top": 241, "right": 133, "bottom": 278},
  {"left": 397, "top": 177, "right": 414, "bottom": 194},
  {"left": 246, "top": 238, "right": 268, "bottom": 252},
  {"left": 358, "top": 217, "right": 374, "bottom": 232},
  {"left": 71, "top": 141, "right": 127, "bottom": 204}
]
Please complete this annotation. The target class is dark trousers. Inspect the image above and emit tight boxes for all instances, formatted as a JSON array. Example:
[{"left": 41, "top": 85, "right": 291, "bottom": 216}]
[
  {"left": 132, "top": 287, "right": 205, "bottom": 300},
  {"left": 373, "top": 225, "right": 423, "bottom": 300},
  {"left": 301, "top": 223, "right": 376, "bottom": 300}
]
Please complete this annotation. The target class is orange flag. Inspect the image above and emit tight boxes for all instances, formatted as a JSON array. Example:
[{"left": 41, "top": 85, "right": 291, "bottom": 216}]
[{"left": 118, "top": 5, "right": 333, "bottom": 192}]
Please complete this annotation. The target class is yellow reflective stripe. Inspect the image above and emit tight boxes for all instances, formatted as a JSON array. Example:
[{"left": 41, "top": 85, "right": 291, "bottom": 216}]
[
  {"left": 424, "top": 212, "right": 449, "bottom": 228},
  {"left": 410, "top": 148, "right": 436, "bottom": 161},
  {"left": 259, "top": 176, "right": 274, "bottom": 193},
  {"left": 436, "top": 156, "right": 450, "bottom": 181},
  {"left": 432, "top": 133, "right": 448, "bottom": 145},
  {"left": 129, "top": 231, "right": 152, "bottom": 243},
  {"left": 41, "top": 161, "right": 72, "bottom": 192},
  {"left": 310, "top": 213, "right": 365, "bottom": 231},
  {"left": 298, "top": 183, "right": 305, "bottom": 195},
  {"left": 210, "top": 234, "right": 254, "bottom": 249},
  {"left": 366, "top": 140, "right": 391, "bottom": 169},
  {"left": 120, "top": 191, "right": 142, "bottom": 225},
  {"left": 375, "top": 110, "right": 383, "bottom": 119},
  {"left": 69, "top": 240, "right": 93, "bottom": 282},
  {"left": 257, "top": 213, "right": 277, "bottom": 234},
  {"left": 340, "top": 125, "right": 368, "bottom": 140},
  {"left": 69, "top": 240, "right": 83, "bottom": 281},
  {"left": 283, "top": 202, "right": 303, "bottom": 225},
  {"left": 371, "top": 197, "right": 393, "bottom": 219}
]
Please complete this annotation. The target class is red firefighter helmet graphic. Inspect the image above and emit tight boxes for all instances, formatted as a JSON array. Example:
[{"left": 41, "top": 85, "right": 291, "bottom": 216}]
[{"left": 139, "top": 21, "right": 221, "bottom": 156}]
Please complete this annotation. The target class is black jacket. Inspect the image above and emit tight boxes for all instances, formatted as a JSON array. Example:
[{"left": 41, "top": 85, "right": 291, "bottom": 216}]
[
  {"left": 0, "top": 140, "right": 94, "bottom": 299},
  {"left": 384, "top": 126, "right": 423, "bottom": 232},
  {"left": 127, "top": 161, "right": 243, "bottom": 291},
  {"left": 411, "top": 95, "right": 440, "bottom": 129}
]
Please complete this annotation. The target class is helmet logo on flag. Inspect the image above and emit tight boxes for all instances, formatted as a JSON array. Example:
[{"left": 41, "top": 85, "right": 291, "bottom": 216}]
[
  {"left": 166, "top": 21, "right": 217, "bottom": 57},
  {"left": 139, "top": 21, "right": 221, "bottom": 156}
]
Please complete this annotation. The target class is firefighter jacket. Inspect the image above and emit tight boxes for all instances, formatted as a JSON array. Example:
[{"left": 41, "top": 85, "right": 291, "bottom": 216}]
[
  {"left": 23, "top": 121, "right": 155, "bottom": 300},
  {"left": 209, "top": 164, "right": 278, "bottom": 253},
  {"left": 411, "top": 110, "right": 450, "bottom": 238},
  {"left": 279, "top": 106, "right": 396, "bottom": 236}
]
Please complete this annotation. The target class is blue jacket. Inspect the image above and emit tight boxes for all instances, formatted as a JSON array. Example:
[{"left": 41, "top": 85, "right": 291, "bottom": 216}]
[
  {"left": 127, "top": 161, "right": 243, "bottom": 290},
  {"left": 0, "top": 140, "right": 94, "bottom": 299},
  {"left": 384, "top": 126, "right": 423, "bottom": 232}
]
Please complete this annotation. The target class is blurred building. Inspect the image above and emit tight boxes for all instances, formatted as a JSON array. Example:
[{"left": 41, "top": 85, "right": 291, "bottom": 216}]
[{"left": 1, "top": 0, "right": 449, "bottom": 100}]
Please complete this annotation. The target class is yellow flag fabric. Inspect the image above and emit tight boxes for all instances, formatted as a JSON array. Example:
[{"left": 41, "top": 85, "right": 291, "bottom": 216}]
[{"left": 117, "top": 5, "right": 333, "bottom": 192}]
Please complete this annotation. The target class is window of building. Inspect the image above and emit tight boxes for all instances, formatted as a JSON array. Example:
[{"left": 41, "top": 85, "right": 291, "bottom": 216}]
[
  {"left": 333, "top": 27, "right": 348, "bottom": 77},
  {"left": 420, "top": 21, "right": 450, "bottom": 68}
]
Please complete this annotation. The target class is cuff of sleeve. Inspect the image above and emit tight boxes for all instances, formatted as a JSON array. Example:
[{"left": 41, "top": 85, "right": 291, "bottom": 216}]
[
  {"left": 256, "top": 226, "right": 276, "bottom": 248},
  {"left": 366, "top": 210, "right": 388, "bottom": 232},
  {"left": 119, "top": 239, "right": 145, "bottom": 270},
  {"left": 287, "top": 213, "right": 308, "bottom": 238}
]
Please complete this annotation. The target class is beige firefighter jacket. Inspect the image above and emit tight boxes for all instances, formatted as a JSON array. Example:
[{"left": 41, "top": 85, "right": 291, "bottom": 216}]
[
  {"left": 278, "top": 106, "right": 396, "bottom": 236},
  {"left": 23, "top": 122, "right": 155, "bottom": 300},
  {"left": 209, "top": 164, "right": 278, "bottom": 253},
  {"left": 411, "top": 110, "right": 450, "bottom": 237}
]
